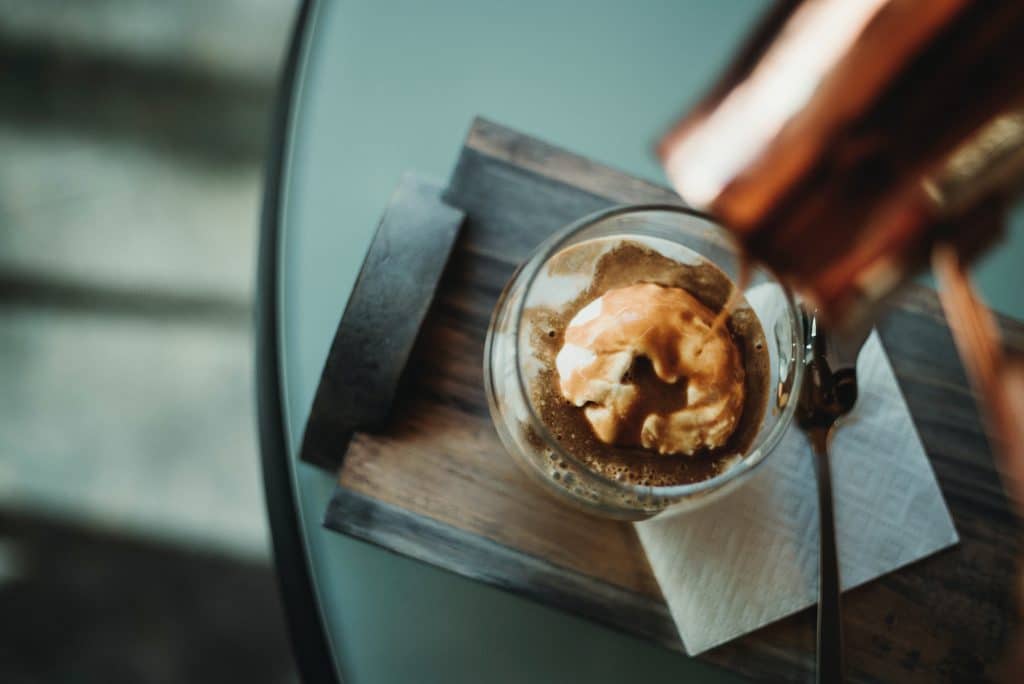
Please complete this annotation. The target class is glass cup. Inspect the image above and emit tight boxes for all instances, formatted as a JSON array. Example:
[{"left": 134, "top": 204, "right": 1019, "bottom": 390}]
[{"left": 484, "top": 205, "right": 804, "bottom": 520}]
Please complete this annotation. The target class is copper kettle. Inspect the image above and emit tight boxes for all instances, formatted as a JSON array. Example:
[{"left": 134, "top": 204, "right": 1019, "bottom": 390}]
[{"left": 658, "top": 0, "right": 1024, "bottom": 508}]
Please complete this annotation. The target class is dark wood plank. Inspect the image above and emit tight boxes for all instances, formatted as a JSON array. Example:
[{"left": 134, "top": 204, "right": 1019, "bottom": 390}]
[
  {"left": 443, "top": 141, "right": 614, "bottom": 261},
  {"left": 322, "top": 118, "right": 1022, "bottom": 683},
  {"left": 300, "top": 173, "right": 463, "bottom": 468},
  {"left": 336, "top": 395, "right": 663, "bottom": 599},
  {"left": 463, "top": 117, "right": 681, "bottom": 207},
  {"left": 324, "top": 489, "right": 678, "bottom": 650}
]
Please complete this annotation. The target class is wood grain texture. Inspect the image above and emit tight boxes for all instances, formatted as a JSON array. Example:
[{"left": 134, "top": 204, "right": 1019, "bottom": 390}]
[
  {"left": 322, "top": 118, "right": 1023, "bottom": 683},
  {"left": 300, "top": 174, "right": 464, "bottom": 469}
]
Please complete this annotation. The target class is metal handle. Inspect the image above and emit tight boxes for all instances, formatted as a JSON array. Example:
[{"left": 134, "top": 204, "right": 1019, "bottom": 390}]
[{"left": 809, "top": 429, "right": 844, "bottom": 684}]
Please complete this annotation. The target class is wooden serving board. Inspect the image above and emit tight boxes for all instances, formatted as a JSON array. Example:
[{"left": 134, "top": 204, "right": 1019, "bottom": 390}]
[{"left": 319, "top": 118, "right": 1023, "bottom": 682}]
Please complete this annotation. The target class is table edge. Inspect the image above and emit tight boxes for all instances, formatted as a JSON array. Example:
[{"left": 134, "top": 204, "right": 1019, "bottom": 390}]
[{"left": 256, "top": 1, "right": 342, "bottom": 682}]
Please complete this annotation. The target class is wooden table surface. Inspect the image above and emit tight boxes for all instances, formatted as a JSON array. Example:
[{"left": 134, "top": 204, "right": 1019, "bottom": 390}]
[{"left": 319, "top": 119, "right": 1023, "bottom": 683}]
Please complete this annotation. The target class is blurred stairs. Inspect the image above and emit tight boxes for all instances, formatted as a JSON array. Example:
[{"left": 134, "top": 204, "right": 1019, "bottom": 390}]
[
  {"left": 0, "top": 1, "right": 299, "bottom": 681},
  {"left": 0, "top": 0, "right": 296, "bottom": 556}
]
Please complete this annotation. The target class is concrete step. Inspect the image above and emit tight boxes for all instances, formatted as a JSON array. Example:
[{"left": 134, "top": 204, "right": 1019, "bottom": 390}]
[
  {"left": 0, "top": 125, "right": 260, "bottom": 302},
  {"left": 0, "top": 0, "right": 297, "bottom": 87},
  {"left": 0, "top": 304, "right": 267, "bottom": 559}
]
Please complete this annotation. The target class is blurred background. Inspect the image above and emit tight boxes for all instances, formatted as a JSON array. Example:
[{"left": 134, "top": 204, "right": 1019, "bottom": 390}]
[
  {"left": 0, "top": 1, "right": 298, "bottom": 681},
  {"left": 2, "top": 2, "right": 1024, "bottom": 683}
]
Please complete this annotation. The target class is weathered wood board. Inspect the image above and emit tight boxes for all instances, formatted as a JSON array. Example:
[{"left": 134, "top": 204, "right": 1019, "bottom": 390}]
[
  {"left": 300, "top": 174, "right": 464, "bottom": 469},
  {"left": 319, "top": 118, "right": 1023, "bottom": 682}
]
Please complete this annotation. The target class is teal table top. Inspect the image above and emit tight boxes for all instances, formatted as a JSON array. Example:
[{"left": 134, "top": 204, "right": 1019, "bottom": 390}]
[{"left": 268, "top": 1, "right": 1022, "bottom": 682}]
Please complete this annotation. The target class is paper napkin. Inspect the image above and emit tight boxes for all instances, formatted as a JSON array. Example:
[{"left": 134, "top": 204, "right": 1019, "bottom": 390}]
[{"left": 635, "top": 316, "right": 958, "bottom": 655}]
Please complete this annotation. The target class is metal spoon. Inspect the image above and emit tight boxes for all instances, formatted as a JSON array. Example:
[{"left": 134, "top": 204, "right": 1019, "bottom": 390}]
[{"left": 797, "top": 312, "right": 869, "bottom": 684}]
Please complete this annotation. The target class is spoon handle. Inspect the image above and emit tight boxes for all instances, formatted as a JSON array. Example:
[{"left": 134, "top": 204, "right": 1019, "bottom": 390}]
[{"left": 810, "top": 429, "right": 844, "bottom": 683}]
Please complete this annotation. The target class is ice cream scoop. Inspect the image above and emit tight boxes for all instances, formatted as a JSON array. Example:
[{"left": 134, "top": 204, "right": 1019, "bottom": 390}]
[{"left": 555, "top": 283, "right": 746, "bottom": 455}]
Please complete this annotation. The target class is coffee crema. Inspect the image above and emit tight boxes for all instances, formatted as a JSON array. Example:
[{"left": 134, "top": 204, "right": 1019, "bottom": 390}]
[{"left": 523, "top": 238, "right": 769, "bottom": 488}]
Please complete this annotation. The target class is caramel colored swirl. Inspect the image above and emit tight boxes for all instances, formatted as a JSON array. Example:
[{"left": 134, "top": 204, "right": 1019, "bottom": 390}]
[{"left": 555, "top": 283, "right": 745, "bottom": 455}]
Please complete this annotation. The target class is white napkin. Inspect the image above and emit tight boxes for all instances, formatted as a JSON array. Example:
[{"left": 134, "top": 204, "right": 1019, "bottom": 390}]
[{"left": 635, "top": 315, "right": 959, "bottom": 655}]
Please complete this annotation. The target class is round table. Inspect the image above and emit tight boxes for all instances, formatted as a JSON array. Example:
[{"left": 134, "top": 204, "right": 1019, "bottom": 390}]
[{"left": 258, "top": 2, "right": 764, "bottom": 681}]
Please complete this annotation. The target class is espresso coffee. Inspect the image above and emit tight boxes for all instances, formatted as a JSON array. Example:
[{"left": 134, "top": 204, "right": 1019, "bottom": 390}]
[{"left": 521, "top": 237, "right": 770, "bottom": 488}]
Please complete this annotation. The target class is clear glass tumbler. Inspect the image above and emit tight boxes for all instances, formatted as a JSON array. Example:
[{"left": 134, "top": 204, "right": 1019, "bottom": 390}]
[{"left": 484, "top": 205, "right": 803, "bottom": 520}]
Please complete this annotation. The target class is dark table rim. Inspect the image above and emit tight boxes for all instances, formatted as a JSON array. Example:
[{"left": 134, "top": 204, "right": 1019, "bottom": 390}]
[{"left": 256, "top": 1, "right": 341, "bottom": 682}]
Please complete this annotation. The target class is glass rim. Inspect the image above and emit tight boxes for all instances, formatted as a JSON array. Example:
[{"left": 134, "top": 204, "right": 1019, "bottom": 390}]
[{"left": 508, "top": 203, "right": 805, "bottom": 500}]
